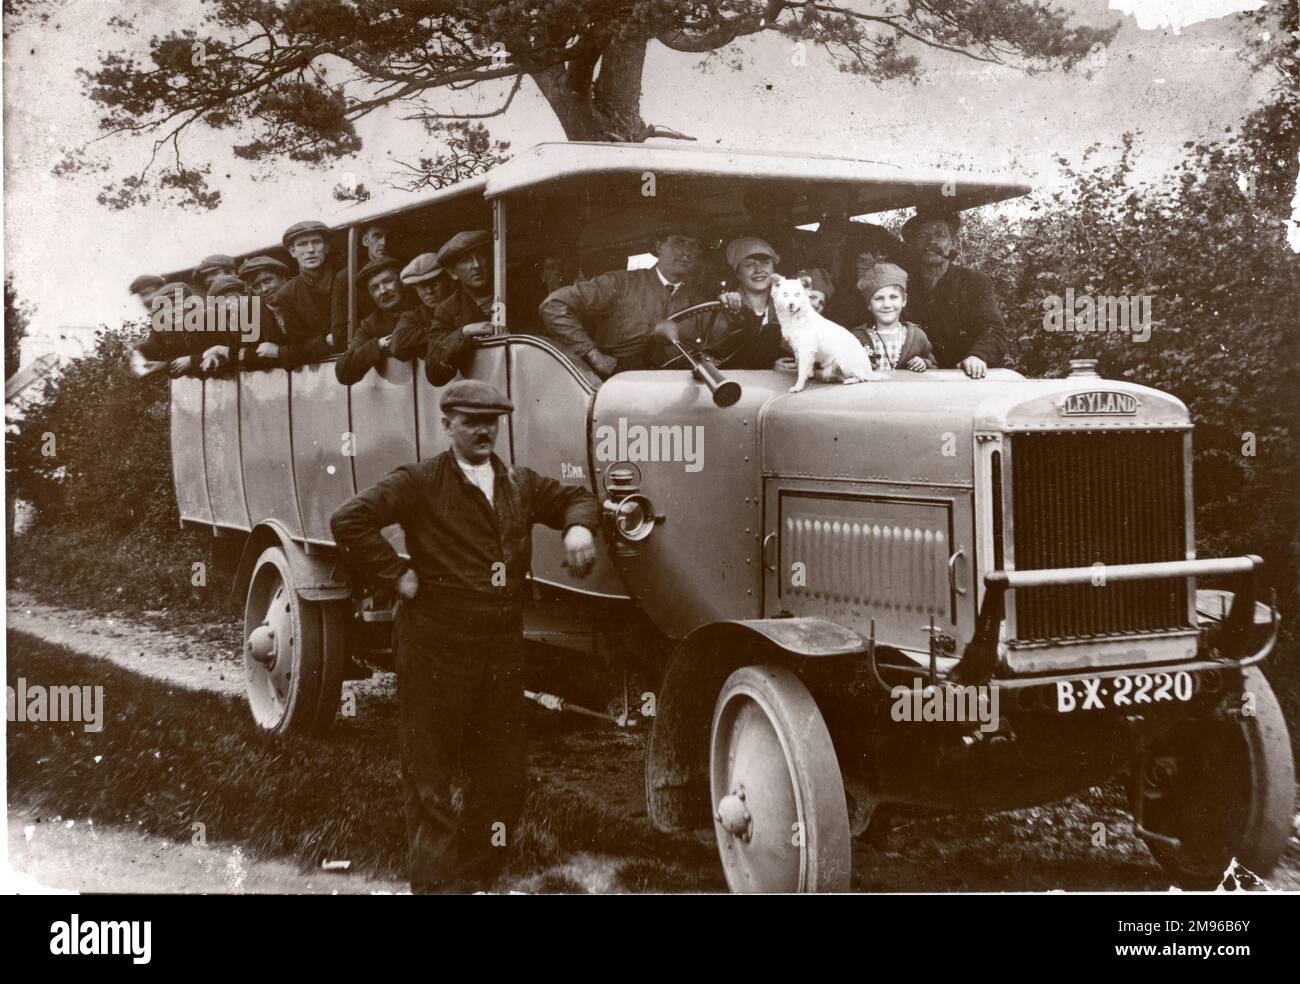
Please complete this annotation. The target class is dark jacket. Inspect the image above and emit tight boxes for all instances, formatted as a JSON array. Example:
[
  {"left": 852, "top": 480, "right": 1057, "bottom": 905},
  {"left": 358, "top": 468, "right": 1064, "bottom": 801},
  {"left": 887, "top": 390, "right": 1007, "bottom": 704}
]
[
  {"left": 334, "top": 306, "right": 410, "bottom": 385},
  {"left": 422, "top": 287, "right": 491, "bottom": 386},
  {"left": 329, "top": 451, "right": 601, "bottom": 607},
  {"left": 903, "top": 263, "right": 1008, "bottom": 368},
  {"left": 389, "top": 305, "right": 437, "bottom": 362},
  {"left": 539, "top": 267, "right": 707, "bottom": 367},
  {"left": 849, "top": 322, "right": 938, "bottom": 370},
  {"left": 271, "top": 266, "right": 348, "bottom": 366}
]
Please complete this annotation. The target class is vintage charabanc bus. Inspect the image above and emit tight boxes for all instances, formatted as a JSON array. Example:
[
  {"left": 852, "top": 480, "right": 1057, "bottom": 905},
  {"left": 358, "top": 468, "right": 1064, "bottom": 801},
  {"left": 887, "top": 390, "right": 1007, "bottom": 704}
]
[{"left": 168, "top": 142, "right": 1293, "bottom": 892}]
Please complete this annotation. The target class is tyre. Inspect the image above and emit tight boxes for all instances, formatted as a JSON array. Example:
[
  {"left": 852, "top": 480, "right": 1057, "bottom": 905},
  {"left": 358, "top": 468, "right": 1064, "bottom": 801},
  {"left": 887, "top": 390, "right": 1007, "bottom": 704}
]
[
  {"left": 1139, "top": 666, "right": 1295, "bottom": 887},
  {"left": 709, "top": 664, "right": 851, "bottom": 892},
  {"left": 242, "top": 545, "right": 347, "bottom": 735}
]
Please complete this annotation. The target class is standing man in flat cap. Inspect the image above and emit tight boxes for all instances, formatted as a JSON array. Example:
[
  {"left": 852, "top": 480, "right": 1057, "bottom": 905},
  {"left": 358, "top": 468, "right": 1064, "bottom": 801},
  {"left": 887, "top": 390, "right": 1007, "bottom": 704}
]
[
  {"left": 390, "top": 253, "right": 455, "bottom": 362},
  {"left": 193, "top": 254, "right": 237, "bottom": 295},
  {"left": 419, "top": 231, "right": 497, "bottom": 387},
  {"left": 263, "top": 220, "right": 348, "bottom": 367},
  {"left": 334, "top": 256, "right": 414, "bottom": 384},
  {"left": 540, "top": 211, "right": 712, "bottom": 379},
  {"left": 330, "top": 379, "right": 600, "bottom": 893},
  {"left": 900, "top": 209, "right": 1007, "bottom": 377}
]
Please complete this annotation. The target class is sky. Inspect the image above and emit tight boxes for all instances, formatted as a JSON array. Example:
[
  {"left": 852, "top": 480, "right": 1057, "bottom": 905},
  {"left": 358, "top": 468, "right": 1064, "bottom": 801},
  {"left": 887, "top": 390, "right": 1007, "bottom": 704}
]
[{"left": 1, "top": 0, "right": 1283, "bottom": 366}]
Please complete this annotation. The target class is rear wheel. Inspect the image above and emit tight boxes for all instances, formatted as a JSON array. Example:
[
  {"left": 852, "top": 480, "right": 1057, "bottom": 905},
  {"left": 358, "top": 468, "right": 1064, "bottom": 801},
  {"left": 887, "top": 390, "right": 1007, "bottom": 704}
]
[
  {"left": 1138, "top": 667, "right": 1294, "bottom": 887},
  {"left": 242, "top": 546, "right": 347, "bottom": 735},
  {"left": 709, "top": 664, "right": 851, "bottom": 892}
]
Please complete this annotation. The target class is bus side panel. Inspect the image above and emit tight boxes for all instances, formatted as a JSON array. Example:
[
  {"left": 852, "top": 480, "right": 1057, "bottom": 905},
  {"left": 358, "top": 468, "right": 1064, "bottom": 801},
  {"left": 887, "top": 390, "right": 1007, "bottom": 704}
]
[
  {"left": 239, "top": 369, "right": 302, "bottom": 538},
  {"left": 290, "top": 360, "right": 356, "bottom": 544},
  {"left": 203, "top": 375, "right": 251, "bottom": 529},
  {"left": 508, "top": 341, "right": 629, "bottom": 598},
  {"left": 170, "top": 375, "right": 213, "bottom": 525},
  {"left": 351, "top": 358, "right": 419, "bottom": 492},
  {"left": 414, "top": 346, "right": 510, "bottom": 463}
]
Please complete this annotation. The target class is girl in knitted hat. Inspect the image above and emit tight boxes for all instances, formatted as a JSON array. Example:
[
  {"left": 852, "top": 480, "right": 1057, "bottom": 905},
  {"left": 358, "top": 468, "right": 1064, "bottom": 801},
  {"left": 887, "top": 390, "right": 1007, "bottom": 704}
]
[{"left": 851, "top": 263, "right": 937, "bottom": 373}]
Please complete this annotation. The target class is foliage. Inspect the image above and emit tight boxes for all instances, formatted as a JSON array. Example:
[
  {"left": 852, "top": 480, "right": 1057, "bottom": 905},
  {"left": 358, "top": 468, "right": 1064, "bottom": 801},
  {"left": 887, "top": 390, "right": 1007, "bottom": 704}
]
[
  {"left": 5, "top": 275, "right": 31, "bottom": 379},
  {"left": 73, "top": 0, "right": 1115, "bottom": 208}
]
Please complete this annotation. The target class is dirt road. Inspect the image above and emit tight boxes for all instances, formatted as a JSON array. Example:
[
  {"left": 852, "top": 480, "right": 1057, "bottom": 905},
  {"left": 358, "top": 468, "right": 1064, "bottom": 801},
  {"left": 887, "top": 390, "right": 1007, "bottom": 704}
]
[{"left": 7, "top": 590, "right": 1299, "bottom": 894}]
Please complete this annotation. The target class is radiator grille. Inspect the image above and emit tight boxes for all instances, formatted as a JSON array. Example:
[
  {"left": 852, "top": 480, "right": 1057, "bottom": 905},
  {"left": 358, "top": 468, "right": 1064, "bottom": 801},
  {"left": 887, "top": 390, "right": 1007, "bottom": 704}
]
[{"left": 1009, "top": 431, "right": 1190, "bottom": 641}]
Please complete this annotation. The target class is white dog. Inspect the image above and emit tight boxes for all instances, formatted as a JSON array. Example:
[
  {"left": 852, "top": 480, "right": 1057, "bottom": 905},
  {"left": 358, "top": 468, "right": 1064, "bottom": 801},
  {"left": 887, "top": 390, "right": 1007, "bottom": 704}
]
[{"left": 769, "top": 274, "right": 877, "bottom": 392}]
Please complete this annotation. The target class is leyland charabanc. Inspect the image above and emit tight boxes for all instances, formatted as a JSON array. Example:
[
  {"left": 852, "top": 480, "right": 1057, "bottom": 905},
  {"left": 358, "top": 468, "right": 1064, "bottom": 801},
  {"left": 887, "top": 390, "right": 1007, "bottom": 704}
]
[{"left": 167, "top": 142, "right": 1294, "bottom": 892}]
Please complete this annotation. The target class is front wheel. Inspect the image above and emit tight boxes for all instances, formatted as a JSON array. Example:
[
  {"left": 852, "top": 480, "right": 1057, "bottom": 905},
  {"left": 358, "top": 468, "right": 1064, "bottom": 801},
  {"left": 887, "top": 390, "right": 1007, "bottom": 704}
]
[
  {"left": 242, "top": 546, "right": 347, "bottom": 735},
  {"left": 1138, "top": 666, "right": 1295, "bottom": 887},
  {"left": 709, "top": 664, "right": 851, "bottom": 892}
]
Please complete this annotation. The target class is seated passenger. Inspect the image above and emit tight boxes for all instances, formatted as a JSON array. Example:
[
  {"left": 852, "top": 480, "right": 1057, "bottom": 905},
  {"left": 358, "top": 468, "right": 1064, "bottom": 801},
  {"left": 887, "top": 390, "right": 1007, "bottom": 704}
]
[
  {"left": 235, "top": 255, "right": 290, "bottom": 371},
  {"left": 263, "top": 220, "right": 347, "bottom": 367},
  {"left": 389, "top": 253, "right": 455, "bottom": 360},
  {"left": 197, "top": 274, "right": 252, "bottom": 376},
  {"left": 850, "top": 264, "right": 936, "bottom": 373},
  {"left": 539, "top": 211, "right": 712, "bottom": 379},
  {"left": 192, "top": 254, "right": 237, "bottom": 295},
  {"left": 361, "top": 221, "right": 390, "bottom": 263},
  {"left": 128, "top": 274, "right": 164, "bottom": 315},
  {"left": 335, "top": 257, "right": 415, "bottom": 385},
  {"left": 652, "top": 237, "right": 787, "bottom": 370},
  {"left": 420, "top": 231, "right": 496, "bottom": 387}
]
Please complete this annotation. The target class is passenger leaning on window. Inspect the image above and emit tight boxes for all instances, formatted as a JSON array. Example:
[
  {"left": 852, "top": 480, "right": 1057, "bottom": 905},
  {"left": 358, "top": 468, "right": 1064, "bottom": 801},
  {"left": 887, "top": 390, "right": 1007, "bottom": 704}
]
[
  {"left": 194, "top": 274, "right": 250, "bottom": 377},
  {"left": 235, "top": 256, "right": 291, "bottom": 371},
  {"left": 192, "top": 254, "right": 237, "bottom": 296},
  {"left": 389, "top": 253, "right": 455, "bottom": 361},
  {"left": 335, "top": 257, "right": 415, "bottom": 385},
  {"left": 850, "top": 263, "right": 936, "bottom": 373},
  {"left": 420, "top": 231, "right": 497, "bottom": 387},
  {"left": 263, "top": 220, "right": 348, "bottom": 368}
]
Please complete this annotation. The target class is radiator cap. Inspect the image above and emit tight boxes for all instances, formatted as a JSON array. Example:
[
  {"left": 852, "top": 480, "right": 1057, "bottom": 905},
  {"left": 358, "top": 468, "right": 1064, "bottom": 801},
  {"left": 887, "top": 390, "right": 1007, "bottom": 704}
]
[{"left": 1068, "top": 358, "right": 1100, "bottom": 377}]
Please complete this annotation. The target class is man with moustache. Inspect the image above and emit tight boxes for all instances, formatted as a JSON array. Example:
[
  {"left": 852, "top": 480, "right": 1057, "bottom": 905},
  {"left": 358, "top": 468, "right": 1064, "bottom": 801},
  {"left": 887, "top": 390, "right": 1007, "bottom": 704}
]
[
  {"left": 900, "top": 209, "right": 1008, "bottom": 378},
  {"left": 419, "top": 231, "right": 498, "bottom": 387},
  {"left": 335, "top": 257, "right": 415, "bottom": 384},
  {"left": 262, "top": 220, "right": 348, "bottom": 367},
  {"left": 539, "top": 212, "right": 711, "bottom": 379},
  {"left": 329, "top": 379, "right": 600, "bottom": 893}
]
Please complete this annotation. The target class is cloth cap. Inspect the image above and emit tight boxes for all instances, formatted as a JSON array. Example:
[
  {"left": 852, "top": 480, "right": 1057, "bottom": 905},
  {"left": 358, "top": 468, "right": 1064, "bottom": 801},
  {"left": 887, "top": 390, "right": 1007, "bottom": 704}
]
[
  {"left": 901, "top": 208, "right": 961, "bottom": 240},
  {"left": 129, "top": 274, "right": 164, "bottom": 295},
  {"left": 857, "top": 262, "right": 909, "bottom": 299},
  {"left": 207, "top": 274, "right": 246, "bottom": 297},
  {"left": 440, "top": 379, "right": 513, "bottom": 416},
  {"left": 238, "top": 255, "right": 290, "bottom": 279},
  {"left": 401, "top": 253, "right": 444, "bottom": 284},
  {"left": 725, "top": 237, "right": 780, "bottom": 271},
  {"left": 195, "top": 254, "right": 236, "bottom": 277},
  {"left": 282, "top": 220, "right": 331, "bottom": 249},
  {"left": 155, "top": 281, "right": 195, "bottom": 298},
  {"left": 436, "top": 230, "right": 491, "bottom": 268},
  {"left": 354, "top": 256, "right": 403, "bottom": 287}
]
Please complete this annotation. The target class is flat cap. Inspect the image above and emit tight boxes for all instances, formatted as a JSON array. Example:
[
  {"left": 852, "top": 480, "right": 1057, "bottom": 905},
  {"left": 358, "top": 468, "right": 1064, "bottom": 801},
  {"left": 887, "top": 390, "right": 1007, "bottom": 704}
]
[
  {"left": 652, "top": 208, "right": 708, "bottom": 244},
  {"left": 129, "top": 274, "right": 164, "bottom": 295},
  {"left": 436, "top": 230, "right": 491, "bottom": 268},
  {"left": 400, "top": 252, "right": 443, "bottom": 284},
  {"left": 155, "top": 281, "right": 196, "bottom": 299},
  {"left": 238, "top": 255, "right": 290, "bottom": 279},
  {"left": 856, "top": 262, "right": 908, "bottom": 299},
  {"left": 282, "top": 220, "right": 331, "bottom": 248},
  {"left": 725, "top": 236, "right": 780, "bottom": 271},
  {"left": 439, "top": 379, "right": 513, "bottom": 416},
  {"left": 902, "top": 208, "right": 961, "bottom": 239},
  {"left": 355, "top": 256, "right": 403, "bottom": 287},
  {"left": 195, "top": 254, "right": 236, "bottom": 277},
  {"left": 207, "top": 274, "right": 247, "bottom": 297}
]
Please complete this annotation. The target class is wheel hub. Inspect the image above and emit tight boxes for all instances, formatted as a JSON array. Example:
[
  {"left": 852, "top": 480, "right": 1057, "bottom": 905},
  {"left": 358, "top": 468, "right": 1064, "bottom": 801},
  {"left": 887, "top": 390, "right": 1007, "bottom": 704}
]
[
  {"left": 716, "top": 787, "right": 752, "bottom": 841},
  {"left": 246, "top": 623, "right": 277, "bottom": 668}
]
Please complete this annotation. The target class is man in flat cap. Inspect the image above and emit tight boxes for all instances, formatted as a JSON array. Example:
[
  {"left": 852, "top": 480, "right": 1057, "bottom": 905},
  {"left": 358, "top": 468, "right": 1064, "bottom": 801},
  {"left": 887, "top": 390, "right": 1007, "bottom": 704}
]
[
  {"left": 128, "top": 274, "right": 165, "bottom": 315},
  {"left": 389, "top": 253, "right": 455, "bottom": 363},
  {"left": 418, "top": 231, "right": 497, "bottom": 387},
  {"left": 134, "top": 281, "right": 208, "bottom": 378},
  {"left": 193, "top": 254, "right": 237, "bottom": 295},
  {"left": 195, "top": 274, "right": 251, "bottom": 375},
  {"left": 330, "top": 379, "right": 600, "bottom": 893},
  {"left": 540, "top": 211, "right": 713, "bottom": 379},
  {"left": 232, "top": 256, "right": 291, "bottom": 371},
  {"left": 263, "top": 220, "right": 348, "bottom": 367},
  {"left": 334, "top": 256, "right": 415, "bottom": 385},
  {"left": 900, "top": 209, "right": 1007, "bottom": 378}
]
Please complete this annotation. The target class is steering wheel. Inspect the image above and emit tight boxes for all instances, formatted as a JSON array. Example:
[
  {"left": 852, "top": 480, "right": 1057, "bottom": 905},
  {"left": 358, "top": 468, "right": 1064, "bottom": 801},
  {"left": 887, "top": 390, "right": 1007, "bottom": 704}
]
[{"left": 655, "top": 300, "right": 752, "bottom": 371}]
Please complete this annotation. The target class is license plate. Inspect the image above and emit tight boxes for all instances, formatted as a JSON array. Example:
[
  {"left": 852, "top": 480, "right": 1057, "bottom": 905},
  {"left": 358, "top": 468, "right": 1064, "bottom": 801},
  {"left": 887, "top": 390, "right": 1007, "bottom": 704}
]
[{"left": 1056, "top": 670, "right": 1194, "bottom": 713}]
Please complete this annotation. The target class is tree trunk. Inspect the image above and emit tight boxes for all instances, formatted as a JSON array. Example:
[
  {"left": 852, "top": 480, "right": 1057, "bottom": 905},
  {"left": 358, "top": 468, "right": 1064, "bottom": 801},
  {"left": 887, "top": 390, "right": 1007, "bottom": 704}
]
[{"left": 529, "top": 38, "right": 649, "bottom": 141}]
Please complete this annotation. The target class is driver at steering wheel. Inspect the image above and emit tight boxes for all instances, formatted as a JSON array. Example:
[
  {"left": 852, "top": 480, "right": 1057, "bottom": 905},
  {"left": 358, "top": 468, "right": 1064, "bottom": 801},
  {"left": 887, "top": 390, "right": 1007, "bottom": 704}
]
[{"left": 652, "top": 237, "right": 789, "bottom": 370}]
